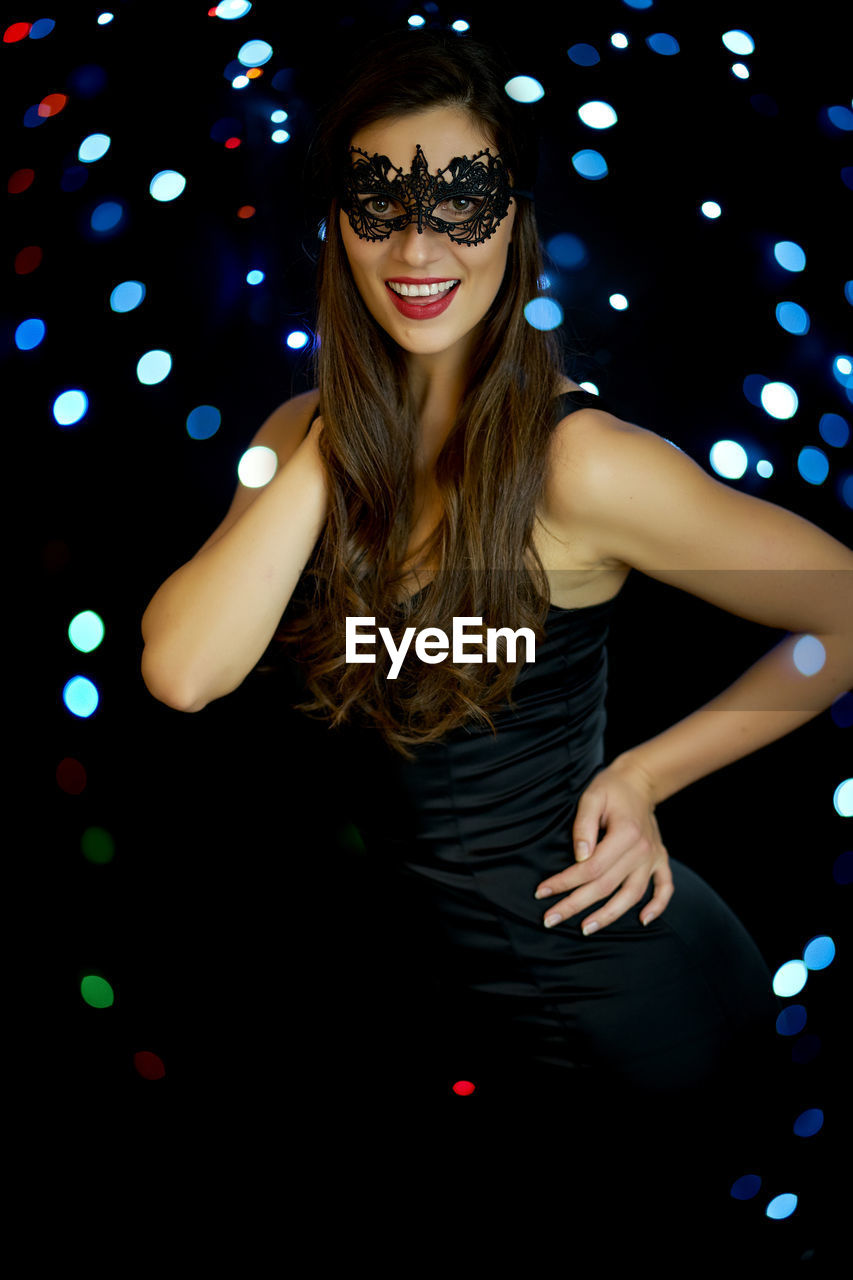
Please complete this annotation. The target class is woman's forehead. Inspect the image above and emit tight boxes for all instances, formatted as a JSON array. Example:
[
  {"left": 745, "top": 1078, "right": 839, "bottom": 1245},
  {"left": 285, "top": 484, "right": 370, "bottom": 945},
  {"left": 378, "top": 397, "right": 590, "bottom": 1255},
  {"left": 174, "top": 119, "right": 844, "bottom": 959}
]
[{"left": 348, "top": 109, "right": 495, "bottom": 170}]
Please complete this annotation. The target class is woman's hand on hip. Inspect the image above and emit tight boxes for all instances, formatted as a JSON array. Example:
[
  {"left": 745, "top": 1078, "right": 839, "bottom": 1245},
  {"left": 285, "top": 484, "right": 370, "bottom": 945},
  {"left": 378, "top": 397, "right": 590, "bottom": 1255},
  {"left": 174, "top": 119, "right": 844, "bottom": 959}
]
[{"left": 533, "top": 758, "right": 674, "bottom": 935}]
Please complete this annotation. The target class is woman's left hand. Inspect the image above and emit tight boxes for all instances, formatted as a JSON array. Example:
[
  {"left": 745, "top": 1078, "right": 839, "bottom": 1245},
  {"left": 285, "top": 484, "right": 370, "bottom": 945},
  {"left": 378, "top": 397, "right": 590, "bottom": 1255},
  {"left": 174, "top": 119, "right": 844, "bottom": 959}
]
[{"left": 533, "top": 757, "right": 675, "bottom": 934}]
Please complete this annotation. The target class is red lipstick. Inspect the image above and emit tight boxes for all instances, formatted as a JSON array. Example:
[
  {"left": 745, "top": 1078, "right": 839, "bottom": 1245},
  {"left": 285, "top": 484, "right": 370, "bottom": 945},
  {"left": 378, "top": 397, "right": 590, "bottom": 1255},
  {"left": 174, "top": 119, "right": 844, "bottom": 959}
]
[{"left": 385, "top": 280, "right": 460, "bottom": 320}]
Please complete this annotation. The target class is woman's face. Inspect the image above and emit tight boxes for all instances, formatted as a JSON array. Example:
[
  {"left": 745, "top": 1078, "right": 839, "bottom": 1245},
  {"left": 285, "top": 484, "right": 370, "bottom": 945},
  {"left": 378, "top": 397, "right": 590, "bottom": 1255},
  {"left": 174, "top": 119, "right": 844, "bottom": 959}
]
[{"left": 338, "top": 105, "right": 517, "bottom": 363}]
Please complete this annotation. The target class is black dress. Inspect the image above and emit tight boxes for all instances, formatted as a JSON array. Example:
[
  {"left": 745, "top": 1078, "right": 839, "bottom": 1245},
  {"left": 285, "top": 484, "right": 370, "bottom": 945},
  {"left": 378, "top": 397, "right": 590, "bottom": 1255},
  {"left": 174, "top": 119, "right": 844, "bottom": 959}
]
[
  {"left": 295, "top": 386, "right": 794, "bottom": 1249},
  {"left": 306, "top": 390, "right": 781, "bottom": 1156}
]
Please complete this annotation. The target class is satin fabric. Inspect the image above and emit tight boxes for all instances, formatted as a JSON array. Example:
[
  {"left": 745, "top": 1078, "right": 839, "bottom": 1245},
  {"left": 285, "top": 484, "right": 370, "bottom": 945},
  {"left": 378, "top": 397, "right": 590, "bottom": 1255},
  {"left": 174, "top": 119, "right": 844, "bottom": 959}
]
[{"left": 314, "top": 391, "right": 779, "bottom": 1130}]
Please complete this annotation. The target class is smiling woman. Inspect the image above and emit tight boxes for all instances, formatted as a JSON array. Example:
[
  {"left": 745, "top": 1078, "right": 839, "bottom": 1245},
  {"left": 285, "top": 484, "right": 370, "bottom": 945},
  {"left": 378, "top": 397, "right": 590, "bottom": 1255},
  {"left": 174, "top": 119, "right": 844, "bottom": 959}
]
[{"left": 139, "top": 26, "right": 845, "bottom": 1221}]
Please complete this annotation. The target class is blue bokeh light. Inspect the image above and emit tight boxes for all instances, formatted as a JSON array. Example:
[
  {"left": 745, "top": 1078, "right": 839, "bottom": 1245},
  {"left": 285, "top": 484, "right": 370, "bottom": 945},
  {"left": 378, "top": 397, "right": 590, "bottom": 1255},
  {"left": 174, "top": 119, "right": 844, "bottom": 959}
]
[
  {"left": 774, "top": 240, "right": 806, "bottom": 272},
  {"left": 775, "top": 1005, "right": 807, "bottom": 1036},
  {"left": 110, "top": 281, "right": 145, "bottom": 312},
  {"left": 136, "top": 350, "right": 172, "bottom": 385},
  {"left": 792, "top": 1108, "right": 824, "bottom": 1138},
  {"left": 722, "top": 30, "right": 755, "bottom": 56},
  {"left": 546, "top": 233, "right": 587, "bottom": 268},
  {"left": 237, "top": 39, "right": 272, "bottom": 67},
  {"left": 524, "top": 298, "right": 563, "bottom": 330},
  {"left": 150, "top": 170, "right": 186, "bottom": 202},
  {"left": 215, "top": 1, "right": 252, "bottom": 16},
  {"left": 797, "top": 447, "right": 829, "bottom": 485},
  {"left": 775, "top": 301, "right": 810, "bottom": 334},
  {"left": 53, "top": 390, "right": 89, "bottom": 426},
  {"left": 647, "top": 33, "right": 680, "bottom": 56},
  {"left": 15, "top": 318, "right": 46, "bottom": 350},
  {"left": 186, "top": 406, "right": 222, "bottom": 440},
  {"left": 571, "top": 150, "right": 608, "bottom": 180},
  {"left": 79, "top": 133, "right": 111, "bottom": 163},
  {"left": 818, "top": 412, "right": 849, "bottom": 447},
  {"left": 90, "top": 201, "right": 123, "bottom": 232},
  {"left": 730, "top": 1174, "right": 762, "bottom": 1201},
  {"left": 568, "top": 43, "right": 600, "bottom": 66},
  {"left": 505, "top": 76, "right": 545, "bottom": 104},
  {"left": 63, "top": 675, "right": 99, "bottom": 718},
  {"left": 803, "top": 935, "right": 835, "bottom": 970},
  {"left": 578, "top": 101, "right": 618, "bottom": 130},
  {"left": 765, "top": 1193, "right": 798, "bottom": 1221}
]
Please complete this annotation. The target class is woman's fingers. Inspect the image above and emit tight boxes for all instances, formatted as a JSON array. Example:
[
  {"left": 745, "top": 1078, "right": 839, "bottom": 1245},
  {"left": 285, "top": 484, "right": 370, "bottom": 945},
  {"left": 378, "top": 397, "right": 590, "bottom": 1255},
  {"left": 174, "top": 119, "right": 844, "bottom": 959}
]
[
  {"left": 542, "top": 866, "right": 650, "bottom": 933},
  {"left": 638, "top": 864, "right": 676, "bottom": 927}
]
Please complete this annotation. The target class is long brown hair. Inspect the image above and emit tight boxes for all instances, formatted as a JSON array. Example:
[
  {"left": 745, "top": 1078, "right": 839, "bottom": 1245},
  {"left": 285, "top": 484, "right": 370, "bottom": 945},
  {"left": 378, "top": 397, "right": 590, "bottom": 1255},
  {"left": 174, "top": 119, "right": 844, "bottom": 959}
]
[{"left": 274, "top": 27, "right": 570, "bottom": 760}]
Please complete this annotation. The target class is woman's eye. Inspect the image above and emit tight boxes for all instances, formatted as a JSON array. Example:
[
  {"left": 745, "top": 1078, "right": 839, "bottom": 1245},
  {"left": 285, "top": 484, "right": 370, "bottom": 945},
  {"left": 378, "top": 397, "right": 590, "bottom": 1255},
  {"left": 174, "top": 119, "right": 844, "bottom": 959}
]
[
  {"left": 361, "top": 196, "right": 398, "bottom": 218},
  {"left": 440, "top": 197, "right": 481, "bottom": 218}
]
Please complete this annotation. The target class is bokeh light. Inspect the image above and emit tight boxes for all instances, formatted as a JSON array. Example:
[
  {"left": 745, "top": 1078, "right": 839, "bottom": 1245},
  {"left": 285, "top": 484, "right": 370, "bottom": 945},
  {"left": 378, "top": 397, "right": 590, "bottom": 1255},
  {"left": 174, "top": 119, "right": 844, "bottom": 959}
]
[
  {"left": 15, "top": 318, "right": 46, "bottom": 350},
  {"left": 133, "top": 1051, "right": 166, "bottom": 1080},
  {"left": 136, "top": 350, "right": 172, "bottom": 385},
  {"left": 572, "top": 150, "right": 608, "bottom": 180},
  {"left": 82, "top": 826, "right": 116, "bottom": 864},
  {"left": 68, "top": 610, "right": 105, "bottom": 653},
  {"left": 505, "top": 76, "right": 544, "bottom": 103},
  {"left": 150, "top": 170, "right": 186, "bottom": 202},
  {"left": 772, "top": 960, "right": 808, "bottom": 998},
  {"left": 238, "top": 444, "right": 277, "bottom": 488},
  {"left": 524, "top": 298, "right": 563, "bottom": 330},
  {"left": 833, "top": 778, "right": 853, "bottom": 816},
  {"left": 237, "top": 38, "right": 272, "bottom": 66},
  {"left": 110, "top": 280, "right": 145, "bottom": 312},
  {"left": 78, "top": 133, "right": 111, "bottom": 163},
  {"left": 53, "top": 391, "right": 89, "bottom": 426},
  {"left": 187, "top": 405, "right": 222, "bottom": 439},
  {"left": 63, "top": 676, "right": 100, "bottom": 718},
  {"left": 90, "top": 201, "right": 123, "bottom": 232},
  {"left": 81, "top": 975, "right": 114, "bottom": 1008}
]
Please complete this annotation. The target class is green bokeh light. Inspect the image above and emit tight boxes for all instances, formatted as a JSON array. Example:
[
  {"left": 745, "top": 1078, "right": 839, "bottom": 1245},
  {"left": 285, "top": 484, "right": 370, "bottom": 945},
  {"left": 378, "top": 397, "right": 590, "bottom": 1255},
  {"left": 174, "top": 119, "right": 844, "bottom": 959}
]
[
  {"left": 80, "top": 975, "right": 114, "bottom": 1008},
  {"left": 81, "top": 826, "right": 115, "bottom": 863},
  {"left": 337, "top": 822, "right": 366, "bottom": 854}
]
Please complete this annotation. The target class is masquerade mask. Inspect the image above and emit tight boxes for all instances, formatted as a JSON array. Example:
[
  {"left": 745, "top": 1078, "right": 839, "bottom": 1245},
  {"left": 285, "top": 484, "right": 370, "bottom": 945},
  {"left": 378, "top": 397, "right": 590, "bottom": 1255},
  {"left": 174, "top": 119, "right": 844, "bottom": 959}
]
[{"left": 339, "top": 143, "right": 531, "bottom": 246}]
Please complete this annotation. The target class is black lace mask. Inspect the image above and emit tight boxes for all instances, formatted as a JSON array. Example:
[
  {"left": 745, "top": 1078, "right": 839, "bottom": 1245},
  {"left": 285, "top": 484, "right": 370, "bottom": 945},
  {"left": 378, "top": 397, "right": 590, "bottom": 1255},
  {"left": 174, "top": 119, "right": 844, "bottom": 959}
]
[{"left": 339, "top": 143, "right": 530, "bottom": 246}]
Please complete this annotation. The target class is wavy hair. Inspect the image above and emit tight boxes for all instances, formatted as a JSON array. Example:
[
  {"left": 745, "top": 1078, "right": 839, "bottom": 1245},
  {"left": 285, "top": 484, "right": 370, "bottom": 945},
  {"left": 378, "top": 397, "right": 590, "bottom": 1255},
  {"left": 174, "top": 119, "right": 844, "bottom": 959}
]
[{"left": 272, "top": 27, "right": 571, "bottom": 760}]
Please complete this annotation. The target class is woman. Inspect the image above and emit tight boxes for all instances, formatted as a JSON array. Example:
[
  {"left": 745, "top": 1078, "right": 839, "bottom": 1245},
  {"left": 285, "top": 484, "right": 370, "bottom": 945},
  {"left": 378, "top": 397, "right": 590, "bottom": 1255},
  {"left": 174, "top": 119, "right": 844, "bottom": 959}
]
[{"left": 141, "top": 26, "right": 851, "bottom": 1219}]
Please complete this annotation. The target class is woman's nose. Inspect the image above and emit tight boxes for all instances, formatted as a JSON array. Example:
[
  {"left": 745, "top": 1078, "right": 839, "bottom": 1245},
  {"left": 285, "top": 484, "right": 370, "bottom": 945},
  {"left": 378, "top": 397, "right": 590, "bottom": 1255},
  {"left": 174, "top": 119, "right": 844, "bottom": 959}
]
[{"left": 396, "top": 218, "right": 443, "bottom": 257}]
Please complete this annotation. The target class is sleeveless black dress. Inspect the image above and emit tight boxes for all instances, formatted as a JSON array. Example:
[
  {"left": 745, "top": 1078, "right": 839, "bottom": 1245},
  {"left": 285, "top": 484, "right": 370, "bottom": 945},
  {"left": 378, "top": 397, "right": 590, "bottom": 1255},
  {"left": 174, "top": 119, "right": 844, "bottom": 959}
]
[{"left": 304, "top": 390, "right": 780, "bottom": 1145}]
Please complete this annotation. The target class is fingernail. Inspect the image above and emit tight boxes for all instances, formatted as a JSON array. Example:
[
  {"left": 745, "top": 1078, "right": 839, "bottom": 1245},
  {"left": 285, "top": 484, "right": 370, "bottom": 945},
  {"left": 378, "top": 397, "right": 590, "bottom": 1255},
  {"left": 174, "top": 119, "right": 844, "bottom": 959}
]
[
  {"left": 642, "top": 914, "right": 654, "bottom": 927},
  {"left": 576, "top": 842, "right": 589, "bottom": 861},
  {"left": 535, "top": 888, "right": 552, "bottom": 900},
  {"left": 582, "top": 922, "right": 599, "bottom": 936},
  {"left": 544, "top": 913, "right": 561, "bottom": 928}
]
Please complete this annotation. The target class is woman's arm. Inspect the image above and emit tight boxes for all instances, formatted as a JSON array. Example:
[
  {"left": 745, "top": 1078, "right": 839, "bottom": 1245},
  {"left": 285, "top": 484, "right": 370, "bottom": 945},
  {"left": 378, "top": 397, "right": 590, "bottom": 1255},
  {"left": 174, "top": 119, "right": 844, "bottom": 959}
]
[
  {"left": 140, "top": 406, "right": 327, "bottom": 713},
  {"left": 554, "top": 409, "right": 853, "bottom": 806}
]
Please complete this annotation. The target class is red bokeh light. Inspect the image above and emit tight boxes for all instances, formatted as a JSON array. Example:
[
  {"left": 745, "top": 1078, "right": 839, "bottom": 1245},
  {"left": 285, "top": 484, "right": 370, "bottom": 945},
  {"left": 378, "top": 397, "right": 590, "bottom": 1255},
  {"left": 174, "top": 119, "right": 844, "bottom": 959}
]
[
  {"left": 8, "top": 168, "right": 35, "bottom": 194},
  {"left": 133, "top": 1051, "right": 167, "bottom": 1081},
  {"left": 38, "top": 93, "right": 68, "bottom": 118},
  {"left": 15, "top": 246, "right": 43, "bottom": 275},
  {"left": 57, "top": 757, "right": 87, "bottom": 795},
  {"left": 3, "top": 22, "right": 31, "bottom": 43}
]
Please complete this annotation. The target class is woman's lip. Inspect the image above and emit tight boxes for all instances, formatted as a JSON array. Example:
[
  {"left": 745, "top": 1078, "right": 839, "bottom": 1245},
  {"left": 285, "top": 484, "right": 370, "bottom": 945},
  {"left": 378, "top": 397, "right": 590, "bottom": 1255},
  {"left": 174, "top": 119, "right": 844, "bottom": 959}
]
[
  {"left": 385, "top": 278, "right": 459, "bottom": 285},
  {"left": 385, "top": 280, "right": 460, "bottom": 318}
]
